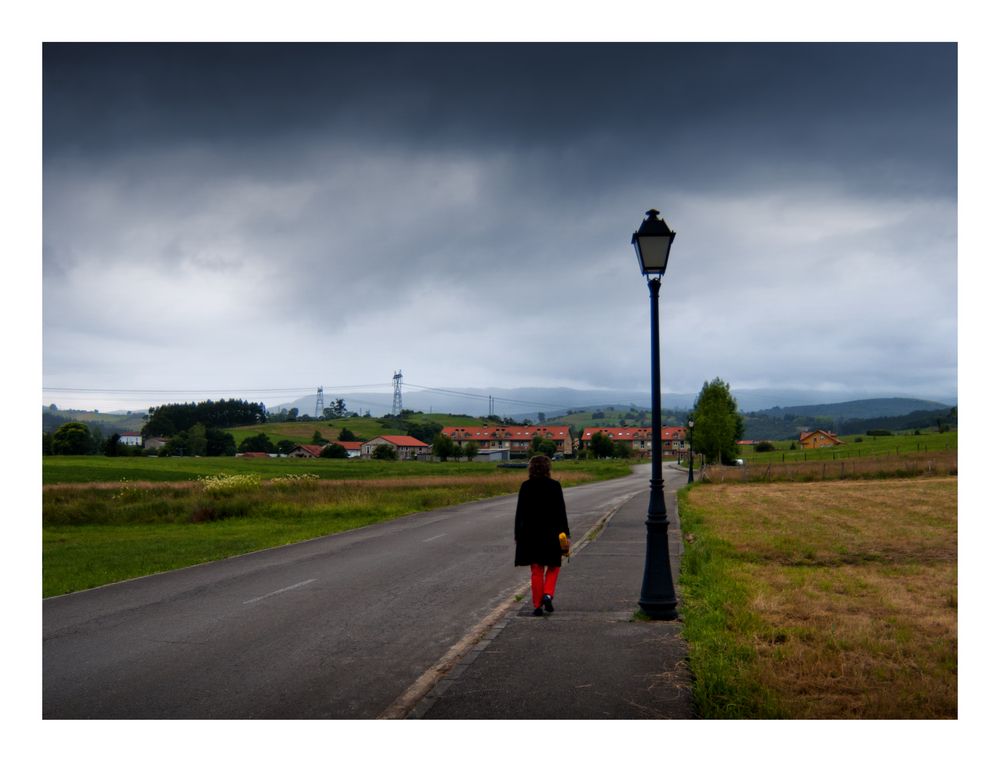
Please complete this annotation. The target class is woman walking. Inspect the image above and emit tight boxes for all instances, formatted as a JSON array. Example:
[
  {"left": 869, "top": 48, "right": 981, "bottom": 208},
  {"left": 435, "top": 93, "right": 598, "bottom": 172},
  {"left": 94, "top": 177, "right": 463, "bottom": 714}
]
[{"left": 514, "top": 455, "right": 570, "bottom": 617}]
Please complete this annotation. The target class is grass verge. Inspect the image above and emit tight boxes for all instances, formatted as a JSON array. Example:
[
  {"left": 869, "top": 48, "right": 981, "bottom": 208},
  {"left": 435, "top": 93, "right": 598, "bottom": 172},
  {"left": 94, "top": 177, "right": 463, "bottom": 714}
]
[
  {"left": 43, "top": 462, "right": 630, "bottom": 597},
  {"left": 677, "top": 477, "right": 957, "bottom": 719}
]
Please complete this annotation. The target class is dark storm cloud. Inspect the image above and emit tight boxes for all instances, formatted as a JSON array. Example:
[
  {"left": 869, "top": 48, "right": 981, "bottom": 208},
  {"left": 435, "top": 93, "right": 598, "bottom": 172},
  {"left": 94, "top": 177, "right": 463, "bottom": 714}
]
[
  {"left": 42, "top": 42, "right": 957, "bottom": 409},
  {"left": 44, "top": 43, "right": 955, "bottom": 186}
]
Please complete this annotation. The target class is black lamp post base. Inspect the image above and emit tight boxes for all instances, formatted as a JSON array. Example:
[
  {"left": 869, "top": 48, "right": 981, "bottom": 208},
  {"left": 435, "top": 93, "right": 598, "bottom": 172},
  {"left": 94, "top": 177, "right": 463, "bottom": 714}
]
[
  {"left": 638, "top": 601, "right": 679, "bottom": 621},
  {"left": 638, "top": 485, "right": 679, "bottom": 621}
]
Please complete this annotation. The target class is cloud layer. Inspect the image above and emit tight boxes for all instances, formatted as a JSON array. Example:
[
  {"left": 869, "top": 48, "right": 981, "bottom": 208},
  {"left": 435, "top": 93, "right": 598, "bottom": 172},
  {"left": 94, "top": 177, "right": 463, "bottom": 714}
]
[{"left": 43, "top": 43, "right": 957, "bottom": 411}]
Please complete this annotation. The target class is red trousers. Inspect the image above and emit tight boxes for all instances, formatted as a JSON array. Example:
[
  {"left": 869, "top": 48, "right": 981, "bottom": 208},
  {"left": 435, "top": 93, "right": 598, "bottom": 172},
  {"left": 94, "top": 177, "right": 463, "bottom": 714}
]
[{"left": 530, "top": 564, "right": 561, "bottom": 608}]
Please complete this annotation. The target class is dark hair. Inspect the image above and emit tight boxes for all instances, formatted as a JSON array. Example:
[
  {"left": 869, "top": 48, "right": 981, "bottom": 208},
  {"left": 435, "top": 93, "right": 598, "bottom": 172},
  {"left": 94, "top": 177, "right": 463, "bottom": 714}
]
[{"left": 528, "top": 454, "right": 552, "bottom": 479}]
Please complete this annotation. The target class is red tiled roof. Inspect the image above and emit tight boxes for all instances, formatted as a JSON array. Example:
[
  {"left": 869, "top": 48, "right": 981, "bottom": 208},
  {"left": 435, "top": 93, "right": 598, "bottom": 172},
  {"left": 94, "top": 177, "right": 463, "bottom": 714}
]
[
  {"left": 336, "top": 441, "right": 362, "bottom": 450},
  {"left": 371, "top": 435, "right": 430, "bottom": 448},
  {"left": 442, "top": 426, "right": 570, "bottom": 441},
  {"left": 581, "top": 427, "right": 687, "bottom": 441},
  {"left": 294, "top": 444, "right": 326, "bottom": 457}
]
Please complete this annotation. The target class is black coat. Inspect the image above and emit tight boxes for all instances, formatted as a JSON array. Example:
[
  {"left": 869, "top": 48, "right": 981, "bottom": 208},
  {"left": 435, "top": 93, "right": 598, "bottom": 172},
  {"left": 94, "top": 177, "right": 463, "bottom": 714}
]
[{"left": 514, "top": 476, "right": 570, "bottom": 567}]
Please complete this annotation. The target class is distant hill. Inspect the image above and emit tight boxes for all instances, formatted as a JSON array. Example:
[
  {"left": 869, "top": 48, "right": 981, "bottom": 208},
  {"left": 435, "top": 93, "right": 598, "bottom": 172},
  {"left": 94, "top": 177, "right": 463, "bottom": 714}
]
[
  {"left": 752, "top": 397, "right": 950, "bottom": 420},
  {"left": 271, "top": 387, "right": 956, "bottom": 421},
  {"left": 742, "top": 398, "right": 956, "bottom": 441},
  {"left": 42, "top": 408, "right": 148, "bottom": 435}
]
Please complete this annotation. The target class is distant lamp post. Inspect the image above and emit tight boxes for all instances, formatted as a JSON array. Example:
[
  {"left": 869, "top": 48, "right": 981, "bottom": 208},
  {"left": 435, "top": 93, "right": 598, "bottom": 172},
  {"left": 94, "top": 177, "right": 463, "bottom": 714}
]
[
  {"left": 687, "top": 419, "right": 695, "bottom": 484},
  {"left": 632, "top": 209, "right": 679, "bottom": 621}
]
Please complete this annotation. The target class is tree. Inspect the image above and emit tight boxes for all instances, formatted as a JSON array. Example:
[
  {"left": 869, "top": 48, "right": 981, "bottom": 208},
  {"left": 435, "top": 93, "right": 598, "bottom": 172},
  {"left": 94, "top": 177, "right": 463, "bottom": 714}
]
[
  {"left": 588, "top": 431, "right": 614, "bottom": 459},
  {"left": 186, "top": 423, "right": 208, "bottom": 457},
  {"left": 337, "top": 429, "right": 364, "bottom": 442},
  {"left": 372, "top": 443, "right": 398, "bottom": 461},
  {"left": 104, "top": 432, "right": 123, "bottom": 457},
  {"left": 432, "top": 433, "right": 460, "bottom": 461},
  {"left": 239, "top": 433, "right": 276, "bottom": 453},
  {"left": 405, "top": 420, "right": 442, "bottom": 445},
  {"left": 311, "top": 430, "right": 329, "bottom": 445},
  {"left": 691, "top": 378, "right": 744, "bottom": 465},
  {"left": 52, "top": 422, "right": 96, "bottom": 455},
  {"left": 321, "top": 442, "right": 349, "bottom": 459},
  {"left": 613, "top": 441, "right": 632, "bottom": 459},
  {"left": 462, "top": 441, "right": 480, "bottom": 461},
  {"left": 338, "top": 428, "right": 361, "bottom": 442},
  {"left": 276, "top": 439, "right": 298, "bottom": 455},
  {"left": 531, "top": 436, "right": 557, "bottom": 458},
  {"left": 205, "top": 428, "right": 237, "bottom": 456}
]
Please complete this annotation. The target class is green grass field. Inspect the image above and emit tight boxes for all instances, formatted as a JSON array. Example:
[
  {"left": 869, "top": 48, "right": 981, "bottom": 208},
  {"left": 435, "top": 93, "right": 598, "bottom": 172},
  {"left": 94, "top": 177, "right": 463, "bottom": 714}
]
[
  {"left": 42, "top": 457, "right": 631, "bottom": 596},
  {"left": 736, "top": 430, "right": 957, "bottom": 464},
  {"left": 222, "top": 412, "right": 486, "bottom": 446}
]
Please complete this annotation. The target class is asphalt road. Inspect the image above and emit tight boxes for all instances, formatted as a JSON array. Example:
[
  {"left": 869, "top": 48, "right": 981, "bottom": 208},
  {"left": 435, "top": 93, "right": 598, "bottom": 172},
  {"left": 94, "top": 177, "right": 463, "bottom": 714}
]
[{"left": 43, "top": 467, "right": 650, "bottom": 718}]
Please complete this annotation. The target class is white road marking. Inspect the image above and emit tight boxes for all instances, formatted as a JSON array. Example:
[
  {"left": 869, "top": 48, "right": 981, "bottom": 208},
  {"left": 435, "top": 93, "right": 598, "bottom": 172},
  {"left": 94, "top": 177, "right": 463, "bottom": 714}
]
[
  {"left": 421, "top": 534, "right": 447, "bottom": 543},
  {"left": 243, "top": 578, "right": 318, "bottom": 605}
]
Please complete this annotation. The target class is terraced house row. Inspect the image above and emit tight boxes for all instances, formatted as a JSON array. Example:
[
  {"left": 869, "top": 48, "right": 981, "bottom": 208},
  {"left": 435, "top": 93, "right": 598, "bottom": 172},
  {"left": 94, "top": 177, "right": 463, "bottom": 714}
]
[
  {"left": 440, "top": 426, "right": 574, "bottom": 456},
  {"left": 580, "top": 426, "right": 690, "bottom": 456},
  {"left": 441, "top": 424, "right": 690, "bottom": 458}
]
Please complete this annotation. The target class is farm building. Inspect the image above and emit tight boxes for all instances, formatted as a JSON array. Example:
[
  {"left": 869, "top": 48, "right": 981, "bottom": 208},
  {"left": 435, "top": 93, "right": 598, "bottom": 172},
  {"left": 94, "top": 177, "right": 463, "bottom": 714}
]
[
  {"left": 440, "top": 426, "right": 573, "bottom": 456},
  {"left": 119, "top": 432, "right": 143, "bottom": 447},
  {"left": 289, "top": 444, "right": 326, "bottom": 458},
  {"left": 335, "top": 441, "right": 363, "bottom": 458},
  {"left": 799, "top": 430, "right": 844, "bottom": 449},
  {"left": 361, "top": 435, "right": 431, "bottom": 460},
  {"left": 580, "top": 426, "right": 689, "bottom": 456}
]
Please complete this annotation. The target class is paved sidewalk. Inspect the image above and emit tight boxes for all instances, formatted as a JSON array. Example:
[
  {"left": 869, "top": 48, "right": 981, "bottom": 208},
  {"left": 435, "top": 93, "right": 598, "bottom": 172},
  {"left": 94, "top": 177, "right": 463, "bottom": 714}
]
[{"left": 412, "top": 468, "right": 694, "bottom": 720}]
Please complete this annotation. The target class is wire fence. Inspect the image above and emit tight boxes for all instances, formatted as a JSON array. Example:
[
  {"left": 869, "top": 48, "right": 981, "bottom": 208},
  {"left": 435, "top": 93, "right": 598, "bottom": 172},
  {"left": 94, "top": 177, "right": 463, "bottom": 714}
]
[{"left": 701, "top": 450, "right": 958, "bottom": 483}]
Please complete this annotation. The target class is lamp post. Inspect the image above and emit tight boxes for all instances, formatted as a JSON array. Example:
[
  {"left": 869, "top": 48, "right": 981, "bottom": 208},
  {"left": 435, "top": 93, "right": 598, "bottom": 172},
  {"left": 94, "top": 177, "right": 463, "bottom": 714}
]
[
  {"left": 687, "top": 419, "right": 695, "bottom": 484},
  {"left": 632, "top": 209, "right": 679, "bottom": 621}
]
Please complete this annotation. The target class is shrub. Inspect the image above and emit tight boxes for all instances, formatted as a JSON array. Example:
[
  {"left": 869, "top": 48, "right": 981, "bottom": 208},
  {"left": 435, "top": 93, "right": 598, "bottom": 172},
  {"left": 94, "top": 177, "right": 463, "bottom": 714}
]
[
  {"left": 321, "top": 443, "right": 349, "bottom": 459},
  {"left": 372, "top": 444, "right": 398, "bottom": 461},
  {"left": 754, "top": 441, "right": 776, "bottom": 452}
]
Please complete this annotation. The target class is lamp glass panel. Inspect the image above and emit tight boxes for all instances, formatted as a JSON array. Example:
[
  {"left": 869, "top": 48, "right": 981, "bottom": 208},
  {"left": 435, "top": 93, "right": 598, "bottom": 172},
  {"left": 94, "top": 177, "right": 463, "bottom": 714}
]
[{"left": 637, "top": 236, "right": 670, "bottom": 272}]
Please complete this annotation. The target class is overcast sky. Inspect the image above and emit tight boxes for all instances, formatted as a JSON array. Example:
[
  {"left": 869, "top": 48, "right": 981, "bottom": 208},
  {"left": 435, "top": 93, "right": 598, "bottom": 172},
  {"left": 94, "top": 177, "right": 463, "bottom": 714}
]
[{"left": 42, "top": 42, "right": 957, "bottom": 412}]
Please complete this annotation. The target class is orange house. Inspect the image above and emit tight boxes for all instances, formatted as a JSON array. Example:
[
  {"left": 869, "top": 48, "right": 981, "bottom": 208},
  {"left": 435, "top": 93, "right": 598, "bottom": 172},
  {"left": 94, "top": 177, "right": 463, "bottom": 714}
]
[{"left": 799, "top": 429, "right": 844, "bottom": 449}]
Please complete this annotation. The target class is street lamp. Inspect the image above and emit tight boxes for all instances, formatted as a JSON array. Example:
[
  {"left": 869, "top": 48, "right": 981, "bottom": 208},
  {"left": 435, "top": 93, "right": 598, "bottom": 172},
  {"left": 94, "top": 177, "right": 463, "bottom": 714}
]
[
  {"left": 632, "top": 209, "right": 679, "bottom": 621},
  {"left": 687, "top": 419, "right": 695, "bottom": 484}
]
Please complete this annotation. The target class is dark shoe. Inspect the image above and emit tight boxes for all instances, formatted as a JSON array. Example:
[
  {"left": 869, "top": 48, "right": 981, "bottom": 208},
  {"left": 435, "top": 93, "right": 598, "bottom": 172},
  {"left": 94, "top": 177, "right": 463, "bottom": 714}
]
[
  {"left": 542, "top": 594, "right": 554, "bottom": 613},
  {"left": 532, "top": 607, "right": 545, "bottom": 617}
]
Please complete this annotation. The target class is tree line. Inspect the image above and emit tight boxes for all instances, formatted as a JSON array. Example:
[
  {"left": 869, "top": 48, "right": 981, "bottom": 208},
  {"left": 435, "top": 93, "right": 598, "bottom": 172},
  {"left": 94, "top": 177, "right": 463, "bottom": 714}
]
[
  {"left": 142, "top": 399, "right": 267, "bottom": 437},
  {"left": 742, "top": 404, "right": 957, "bottom": 440}
]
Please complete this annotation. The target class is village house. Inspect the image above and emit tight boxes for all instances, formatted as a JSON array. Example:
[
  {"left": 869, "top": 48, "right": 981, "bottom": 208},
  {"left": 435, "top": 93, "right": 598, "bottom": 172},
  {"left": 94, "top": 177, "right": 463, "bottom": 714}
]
[
  {"left": 361, "top": 435, "right": 431, "bottom": 460},
  {"left": 289, "top": 444, "right": 326, "bottom": 458},
  {"left": 336, "top": 440, "right": 363, "bottom": 458},
  {"left": 580, "top": 426, "right": 689, "bottom": 457},
  {"left": 440, "top": 426, "right": 573, "bottom": 457},
  {"left": 799, "top": 429, "right": 844, "bottom": 449},
  {"left": 120, "top": 432, "right": 143, "bottom": 447}
]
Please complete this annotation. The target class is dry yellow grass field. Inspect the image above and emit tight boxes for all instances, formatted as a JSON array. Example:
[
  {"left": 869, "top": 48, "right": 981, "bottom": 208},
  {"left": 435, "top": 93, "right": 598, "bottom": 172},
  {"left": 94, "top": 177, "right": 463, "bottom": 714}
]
[{"left": 683, "top": 477, "right": 957, "bottom": 718}]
